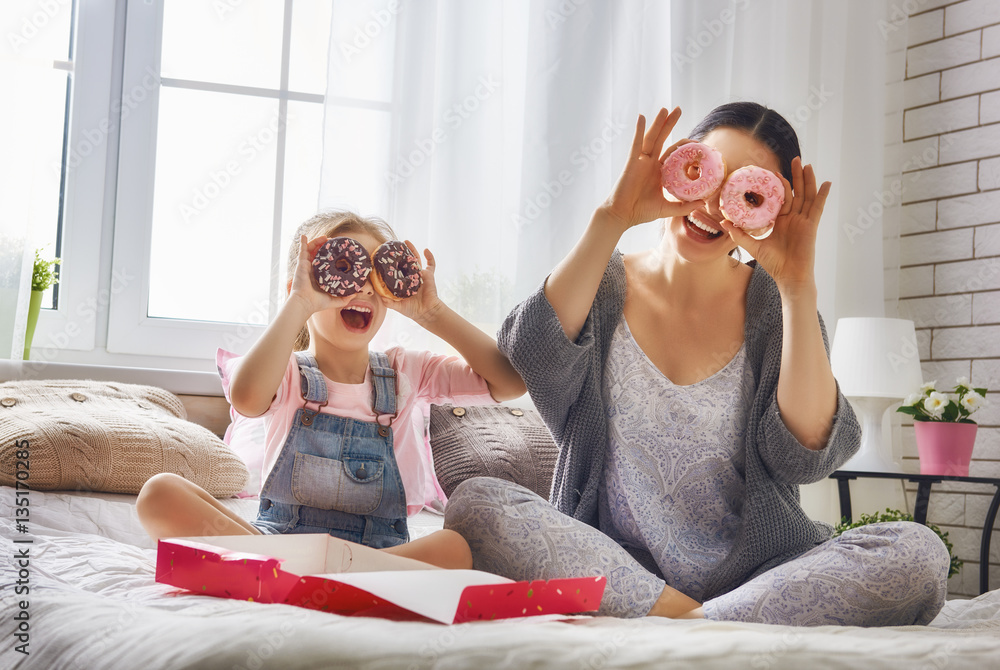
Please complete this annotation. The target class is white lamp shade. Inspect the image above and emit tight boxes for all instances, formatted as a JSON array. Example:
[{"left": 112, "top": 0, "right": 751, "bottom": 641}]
[{"left": 830, "top": 318, "right": 923, "bottom": 399}]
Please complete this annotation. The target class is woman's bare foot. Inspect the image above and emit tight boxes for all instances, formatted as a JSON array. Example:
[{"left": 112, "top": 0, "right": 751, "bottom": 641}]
[{"left": 647, "top": 585, "right": 703, "bottom": 618}]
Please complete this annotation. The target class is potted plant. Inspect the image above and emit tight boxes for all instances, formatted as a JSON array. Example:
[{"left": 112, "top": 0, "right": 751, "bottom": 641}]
[
  {"left": 23, "top": 249, "right": 60, "bottom": 360},
  {"left": 835, "top": 508, "right": 962, "bottom": 579},
  {"left": 896, "top": 377, "right": 989, "bottom": 476}
]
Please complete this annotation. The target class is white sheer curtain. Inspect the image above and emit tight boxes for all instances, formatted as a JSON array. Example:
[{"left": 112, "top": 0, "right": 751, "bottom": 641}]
[
  {"left": 319, "top": 0, "right": 891, "bottom": 353},
  {"left": 319, "top": 0, "right": 671, "bottom": 353},
  {"left": 670, "top": 0, "right": 892, "bottom": 325}
]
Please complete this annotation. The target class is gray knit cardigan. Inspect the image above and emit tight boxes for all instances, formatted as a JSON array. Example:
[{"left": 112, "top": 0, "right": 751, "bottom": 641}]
[{"left": 498, "top": 251, "right": 861, "bottom": 600}]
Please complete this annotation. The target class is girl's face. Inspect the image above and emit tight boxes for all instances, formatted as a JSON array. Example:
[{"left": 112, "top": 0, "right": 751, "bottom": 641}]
[
  {"left": 666, "top": 127, "right": 784, "bottom": 262},
  {"left": 306, "top": 231, "right": 388, "bottom": 353}
]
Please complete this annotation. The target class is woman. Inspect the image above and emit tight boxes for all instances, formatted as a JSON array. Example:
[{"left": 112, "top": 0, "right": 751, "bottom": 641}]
[{"left": 444, "top": 102, "right": 950, "bottom": 626}]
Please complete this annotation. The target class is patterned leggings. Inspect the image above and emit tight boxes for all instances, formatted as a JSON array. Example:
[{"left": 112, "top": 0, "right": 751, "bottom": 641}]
[{"left": 444, "top": 477, "right": 950, "bottom": 626}]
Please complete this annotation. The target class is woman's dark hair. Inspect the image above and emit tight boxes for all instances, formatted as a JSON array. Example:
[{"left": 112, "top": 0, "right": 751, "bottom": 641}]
[{"left": 688, "top": 101, "right": 800, "bottom": 182}]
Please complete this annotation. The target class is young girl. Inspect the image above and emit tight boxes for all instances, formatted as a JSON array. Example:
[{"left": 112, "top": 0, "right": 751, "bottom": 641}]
[{"left": 137, "top": 211, "right": 526, "bottom": 569}]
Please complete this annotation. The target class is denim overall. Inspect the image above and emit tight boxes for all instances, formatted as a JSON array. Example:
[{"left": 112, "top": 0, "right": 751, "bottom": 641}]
[{"left": 252, "top": 351, "right": 409, "bottom": 548}]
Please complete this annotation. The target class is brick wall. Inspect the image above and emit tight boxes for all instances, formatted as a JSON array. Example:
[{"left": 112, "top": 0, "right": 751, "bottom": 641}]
[{"left": 893, "top": 0, "right": 1000, "bottom": 598}]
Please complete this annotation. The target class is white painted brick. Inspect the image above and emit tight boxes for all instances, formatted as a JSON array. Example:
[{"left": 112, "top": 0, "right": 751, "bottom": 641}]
[
  {"left": 907, "top": 31, "right": 981, "bottom": 77},
  {"left": 901, "top": 162, "right": 978, "bottom": 203},
  {"left": 885, "top": 80, "right": 904, "bottom": 116},
  {"left": 973, "top": 289, "right": 1000, "bottom": 324},
  {"left": 901, "top": 229, "right": 974, "bottom": 265},
  {"left": 972, "top": 359, "right": 1000, "bottom": 390},
  {"left": 971, "top": 397, "right": 1000, "bottom": 425},
  {"left": 976, "top": 223, "right": 1000, "bottom": 257},
  {"left": 981, "top": 158, "right": 1000, "bottom": 191},
  {"left": 971, "top": 460, "right": 1000, "bottom": 478},
  {"left": 935, "top": 257, "right": 1000, "bottom": 293},
  {"left": 907, "top": 0, "right": 965, "bottom": 15},
  {"left": 966, "top": 492, "right": 1000, "bottom": 530},
  {"left": 927, "top": 491, "right": 967, "bottom": 525},
  {"left": 922, "top": 360, "right": 972, "bottom": 387},
  {"left": 932, "top": 324, "right": 1000, "bottom": 358},
  {"left": 903, "top": 72, "right": 941, "bottom": 108},
  {"left": 938, "top": 190, "right": 1000, "bottom": 229},
  {"left": 899, "top": 294, "right": 972, "bottom": 326},
  {"left": 971, "top": 427, "right": 1000, "bottom": 460},
  {"left": 898, "top": 136, "right": 940, "bottom": 173},
  {"left": 983, "top": 91, "right": 1000, "bottom": 125},
  {"left": 899, "top": 265, "right": 936, "bottom": 297},
  {"left": 908, "top": 8, "right": 944, "bottom": 45},
  {"left": 941, "top": 57, "right": 1000, "bottom": 100},
  {"left": 885, "top": 110, "right": 904, "bottom": 146},
  {"left": 939, "top": 124, "right": 1000, "bottom": 164},
  {"left": 985, "top": 24, "right": 1000, "bottom": 59},
  {"left": 945, "top": 0, "right": 1000, "bottom": 35},
  {"left": 904, "top": 97, "right": 979, "bottom": 139},
  {"left": 901, "top": 201, "right": 937, "bottom": 234},
  {"left": 943, "top": 525, "right": 980, "bottom": 562},
  {"left": 887, "top": 22, "right": 908, "bottom": 54},
  {"left": 918, "top": 327, "right": 932, "bottom": 359}
]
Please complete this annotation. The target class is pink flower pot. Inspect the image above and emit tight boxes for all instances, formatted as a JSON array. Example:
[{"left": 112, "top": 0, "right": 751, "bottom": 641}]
[{"left": 914, "top": 421, "right": 978, "bottom": 477}]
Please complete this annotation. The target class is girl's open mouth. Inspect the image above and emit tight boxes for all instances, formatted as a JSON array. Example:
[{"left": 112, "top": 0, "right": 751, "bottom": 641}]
[
  {"left": 341, "top": 304, "right": 373, "bottom": 331},
  {"left": 685, "top": 213, "right": 724, "bottom": 239}
]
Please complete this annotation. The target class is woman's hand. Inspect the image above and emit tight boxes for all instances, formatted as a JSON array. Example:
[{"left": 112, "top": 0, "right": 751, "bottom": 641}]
[
  {"left": 601, "top": 107, "right": 705, "bottom": 231},
  {"left": 721, "top": 157, "right": 832, "bottom": 296},
  {"left": 287, "top": 235, "right": 354, "bottom": 315},
  {"left": 384, "top": 241, "right": 444, "bottom": 324}
]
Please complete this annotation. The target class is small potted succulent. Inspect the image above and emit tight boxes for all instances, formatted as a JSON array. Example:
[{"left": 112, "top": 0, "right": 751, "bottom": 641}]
[
  {"left": 896, "top": 378, "right": 989, "bottom": 476},
  {"left": 23, "top": 249, "right": 60, "bottom": 360}
]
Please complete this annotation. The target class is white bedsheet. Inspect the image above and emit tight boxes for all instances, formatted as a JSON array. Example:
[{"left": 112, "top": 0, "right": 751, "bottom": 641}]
[{"left": 2, "top": 486, "right": 999, "bottom": 670}]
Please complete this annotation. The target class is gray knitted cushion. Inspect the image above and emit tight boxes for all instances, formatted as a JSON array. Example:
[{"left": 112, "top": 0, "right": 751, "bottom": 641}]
[
  {"left": 0, "top": 380, "right": 248, "bottom": 497},
  {"left": 429, "top": 404, "right": 558, "bottom": 498}
]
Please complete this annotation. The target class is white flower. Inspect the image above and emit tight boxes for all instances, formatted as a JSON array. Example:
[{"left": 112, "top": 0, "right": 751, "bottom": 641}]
[
  {"left": 920, "top": 381, "right": 937, "bottom": 394},
  {"left": 923, "top": 392, "right": 948, "bottom": 417},
  {"left": 903, "top": 393, "right": 923, "bottom": 406},
  {"left": 956, "top": 376, "right": 970, "bottom": 387},
  {"left": 961, "top": 391, "right": 986, "bottom": 413}
]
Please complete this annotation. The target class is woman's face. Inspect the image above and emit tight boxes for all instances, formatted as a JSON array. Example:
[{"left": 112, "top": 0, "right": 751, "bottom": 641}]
[{"left": 666, "top": 127, "right": 784, "bottom": 262}]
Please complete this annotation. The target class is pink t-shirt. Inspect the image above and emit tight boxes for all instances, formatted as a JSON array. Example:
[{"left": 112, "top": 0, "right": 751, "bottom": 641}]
[{"left": 217, "top": 348, "right": 495, "bottom": 516}]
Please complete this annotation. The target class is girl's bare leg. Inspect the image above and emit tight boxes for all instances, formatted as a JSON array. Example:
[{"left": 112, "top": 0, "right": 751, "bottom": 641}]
[
  {"left": 137, "top": 472, "right": 261, "bottom": 540},
  {"left": 381, "top": 529, "right": 473, "bottom": 570}
]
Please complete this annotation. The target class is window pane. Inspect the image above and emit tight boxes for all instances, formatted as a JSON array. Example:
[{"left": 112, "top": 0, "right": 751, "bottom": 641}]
[
  {"left": 0, "top": 0, "right": 73, "bottom": 63},
  {"left": 148, "top": 88, "right": 279, "bottom": 323},
  {"left": 281, "top": 101, "right": 324, "bottom": 255},
  {"left": 327, "top": 0, "right": 396, "bottom": 103},
  {"left": 160, "top": 2, "right": 283, "bottom": 90},
  {"left": 288, "top": 0, "right": 331, "bottom": 95},
  {"left": 319, "top": 107, "right": 391, "bottom": 216}
]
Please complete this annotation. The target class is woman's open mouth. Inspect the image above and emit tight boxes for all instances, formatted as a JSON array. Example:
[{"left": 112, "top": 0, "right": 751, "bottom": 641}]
[
  {"left": 340, "top": 304, "right": 373, "bottom": 332},
  {"left": 685, "top": 213, "right": 724, "bottom": 240}
]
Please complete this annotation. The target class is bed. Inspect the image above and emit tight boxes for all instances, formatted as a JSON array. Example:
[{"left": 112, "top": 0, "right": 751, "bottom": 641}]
[{"left": 2, "top": 381, "right": 1000, "bottom": 669}]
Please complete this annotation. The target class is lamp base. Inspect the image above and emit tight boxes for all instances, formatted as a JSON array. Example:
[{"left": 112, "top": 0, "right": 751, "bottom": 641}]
[{"left": 841, "top": 396, "right": 902, "bottom": 473}]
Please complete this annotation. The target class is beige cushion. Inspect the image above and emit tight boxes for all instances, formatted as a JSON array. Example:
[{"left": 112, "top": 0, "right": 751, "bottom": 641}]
[
  {"left": 0, "top": 380, "right": 248, "bottom": 497},
  {"left": 429, "top": 404, "right": 558, "bottom": 498}
]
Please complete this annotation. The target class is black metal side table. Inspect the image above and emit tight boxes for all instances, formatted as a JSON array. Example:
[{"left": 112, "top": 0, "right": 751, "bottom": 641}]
[{"left": 829, "top": 470, "right": 1000, "bottom": 595}]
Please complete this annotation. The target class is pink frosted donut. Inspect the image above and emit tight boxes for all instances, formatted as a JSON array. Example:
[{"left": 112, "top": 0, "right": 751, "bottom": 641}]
[
  {"left": 311, "top": 236, "right": 372, "bottom": 297},
  {"left": 720, "top": 166, "right": 785, "bottom": 230},
  {"left": 661, "top": 142, "right": 727, "bottom": 201}
]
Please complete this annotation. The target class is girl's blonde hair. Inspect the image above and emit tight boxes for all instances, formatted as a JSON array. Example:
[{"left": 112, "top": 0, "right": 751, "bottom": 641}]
[{"left": 289, "top": 210, "right": 397, "bottom": 351}]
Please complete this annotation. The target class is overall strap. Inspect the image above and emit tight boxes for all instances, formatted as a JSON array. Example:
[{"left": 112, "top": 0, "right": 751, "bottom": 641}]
[
  {"left": 368, "top": 351, "right": 397, "bottom": 423},
  {"left": 294, "top": 351, "right": 329, "bottom": 403}
]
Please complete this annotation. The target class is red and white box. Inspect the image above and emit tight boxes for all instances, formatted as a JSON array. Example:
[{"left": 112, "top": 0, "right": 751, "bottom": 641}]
[{"left": 156, "top": 534, "right": 606, "bottom": 624}]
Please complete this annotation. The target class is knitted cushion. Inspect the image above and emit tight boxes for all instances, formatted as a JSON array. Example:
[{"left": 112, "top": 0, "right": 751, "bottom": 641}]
[
  {"left": 0, "top": 380, "right": 248, "bottom": 497},
  {"left": 429, "top": 404, "right": 558, "bottom": 498}
]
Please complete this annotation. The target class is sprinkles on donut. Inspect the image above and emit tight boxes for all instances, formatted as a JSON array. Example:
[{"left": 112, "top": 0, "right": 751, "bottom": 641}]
[
  {"left": 720, "top": 166, "right": 785, "bottom": 231},
  {"left": 311, "top": 236, "right": 373, "bottom": 297},
  {"left": 661, "top": 142, "right": 727, "bottom": 202},
  {"left": 371, "top": 240, "right": 423, "bottom": 301}
]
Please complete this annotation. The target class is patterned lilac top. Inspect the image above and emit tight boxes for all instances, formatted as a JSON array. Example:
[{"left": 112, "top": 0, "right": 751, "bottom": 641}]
[{"left": 599, "top": 315, "right": 754, "bottom": 601}]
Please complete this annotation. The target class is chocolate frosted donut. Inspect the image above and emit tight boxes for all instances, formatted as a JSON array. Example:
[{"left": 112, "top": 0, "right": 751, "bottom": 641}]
[
  {"left": 311, "top": 236, "right": 372, "bottom": 297},
  {"left": 371, "top": 241, "right": 422, "bottom": 301}
]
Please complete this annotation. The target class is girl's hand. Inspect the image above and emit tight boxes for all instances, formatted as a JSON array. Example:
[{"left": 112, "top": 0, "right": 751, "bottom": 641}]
[
  {"left": 384, "top": 241, "right": 444, "bottom": 324},
  {"left": 720, "top": 157, "right": 831, "bottom": 296},
  {"left": 287, "top": 235, "right": 355, "bottom": 315},
  {"left": 601, "top": 107, "right": 705, "bottom": 231}
]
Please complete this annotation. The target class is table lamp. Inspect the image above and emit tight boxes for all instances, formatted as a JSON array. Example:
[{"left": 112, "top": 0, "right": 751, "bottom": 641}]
[{"left": 830, "top": 317, "right": 923, "bottom": 473}]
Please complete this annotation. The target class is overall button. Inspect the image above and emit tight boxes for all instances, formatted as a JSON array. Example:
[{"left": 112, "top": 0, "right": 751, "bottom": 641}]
[
  {"left": 0, "top": 398, "right": 16, "bottom": 408},
  {"left": 394, "top": 519, "right": 406, "bottom": 534},
  {"left": 355, "top": 465, "right": 368, "bottom": 480},
  {"left": 510, "top": 408, "right": 524, "bottom": 416},
  {"left": 71, "top": 392, "right": 87, "bottom": 402},
  {"left": 451, "top": 407, "right": 466, "bottom": 417}
]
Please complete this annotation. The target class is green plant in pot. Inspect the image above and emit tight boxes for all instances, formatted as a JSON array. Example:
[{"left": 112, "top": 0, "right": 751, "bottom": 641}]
[
  {"left": 24, "top": 249, "right": 60, "bottom": 360},
  {"left": 835, "top": 508, "right": 962, "bottom": 579},
  {"left": 896, "top": 378, "right": 989, "bottom": 477}
]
